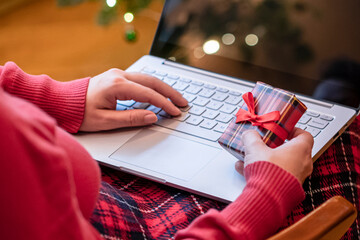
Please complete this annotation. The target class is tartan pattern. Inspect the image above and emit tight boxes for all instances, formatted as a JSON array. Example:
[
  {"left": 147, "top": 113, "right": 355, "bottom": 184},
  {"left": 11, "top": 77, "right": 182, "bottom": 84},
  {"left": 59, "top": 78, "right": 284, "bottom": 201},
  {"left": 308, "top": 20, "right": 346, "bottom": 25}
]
[
  {"left": 90, "top": 115, "right": 360, "bottom": 240},
  {"left": 218, "top": 82, "right": 307, "bottom": 160}
]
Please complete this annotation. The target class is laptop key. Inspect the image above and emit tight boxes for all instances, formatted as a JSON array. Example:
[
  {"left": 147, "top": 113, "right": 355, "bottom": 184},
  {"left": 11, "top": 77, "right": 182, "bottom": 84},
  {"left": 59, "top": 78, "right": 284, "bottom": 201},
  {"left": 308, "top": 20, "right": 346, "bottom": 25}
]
[
  {"left": 142, "top": 67, "right": 156, "bottom": 74},
  {"left": 186, "top": 115, "right": 203, "bottom": 125},
  {"left": 200, "top": 120, "right": 217, "bottom": 130},
  {"left": 204, "top": 83, "right": 217, "bottom": 90},
  {"left": 212, "top": 92, "right": 228, "bottom": 102},
  {"left": 295, "top": 123, "right": 306, "bottom": 130},
  {"left": 229, "top": 90, "right": 242, "bottom": 96},
  {"left": 133, "top": 102, "right": 150, "bottom": 109},
  {"left": 117, "top": 100, "right": 136, "bottom": 107},
  {"left": 180, "top": 77, "right": 192, "bottom": 83},
  {"left": 164, "top": 78, "right": 177, "bottom": 86},
  {"left": 306, "top": 111, "right": 320, "bottom": 117},
  {"left": 320, "top": 115, "right": 334, "bottom": 121},
  {"left": 167, "top": 74, "right": 180, "bottom": 80},
  {"left": 308, "top": 119, "right": 329, "bottom": 129},
  {"left": 155, "top": 117, "right": 222, "bottom": 141},
  {"left": 182, "top": 93, "right": 197, "bottom": 103},
  {"left": 155, "top": 71, "right": 167, "bottom": 77},
  {"left": 225, "top": 95, "right": 242, "bottom": 105},
  {"left": 116, "top": 104, "right": 128, "bottom": 111},
  {"left": 199, "top": 89, "right": 216, "bottom": 98},
  {"left": 305, "top": 126, "right": 321, "bottom": 138},
  {"left": 207, "top": 100, "right": 223, "bottom": 110},
  {"left": 186, "top": 85, "right": 203, "bottom": 94},
  {"left": 188, "top": 106, "right": 206, "bottom": 116},
  {"left": 216, "top": 113, "right": 233, "bottom": 123},
  {"left": 173, "top": 82, "right": 189, "bottom": 91},
  {"left": 217, "top": 87, "right": 229, "bottom": 93},
  {"left": 193, "top": 97, "right": 210, "bottom": 107},
  {"left": 146, "top": 105, "right": 162, "bottom": 114},
  {"left": 298, "top": 115, "right": 311, "bottom": 124},
  {"left": 159, "top": 110, "right": 172, "bottom": 118},
  {"left": 203, "top": 109, "right": 220, "bottom": 120},
  {"left": 191, "top": 80, "right": 204, "bottom": 86},
  {"left": 220, "top": 104, "right": 237, "bottom": 114},
  {"left": 213, "top": 123, "right": 228, "bottom": 133},
  {"left": 172, "top": 112, "right": 190, "bottom": 122},
  {"left": 179, "top": 105, "right": 192, "bottom": 112}
]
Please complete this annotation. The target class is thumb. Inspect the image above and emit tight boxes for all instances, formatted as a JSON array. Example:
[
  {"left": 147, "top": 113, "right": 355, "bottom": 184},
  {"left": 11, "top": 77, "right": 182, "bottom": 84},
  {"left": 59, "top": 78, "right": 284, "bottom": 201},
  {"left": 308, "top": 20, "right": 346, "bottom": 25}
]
[
  {"left": 241, "top": 130, "right": 266, "bottom": 154},
  {"left": 241, "top": 130, "right": 268, "bottom": 167},
  {"left": 101, "top": 109, "right": 158, "bottom": 129}
]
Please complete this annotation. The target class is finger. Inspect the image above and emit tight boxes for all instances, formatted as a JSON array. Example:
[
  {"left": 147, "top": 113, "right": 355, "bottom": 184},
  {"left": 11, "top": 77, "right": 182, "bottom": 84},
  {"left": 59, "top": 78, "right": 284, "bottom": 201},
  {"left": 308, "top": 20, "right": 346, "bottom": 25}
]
[
  {"left": 99, "top": 109, "right": 158, "bottom": 129},
  {"left": 235, "top": 161, "right": 244, "bottom": 176},
  {"left": 124, "top": 72, "right": 188, "bottom": 107},
  {"left": 241, "top": 130, "right": 267, "bottom": 155},
  {"left": 114, "top": 81, "right": 182, "bottom": 116},
  {"left": 287, "top": 128, "right": 314, "bottom": 148}
]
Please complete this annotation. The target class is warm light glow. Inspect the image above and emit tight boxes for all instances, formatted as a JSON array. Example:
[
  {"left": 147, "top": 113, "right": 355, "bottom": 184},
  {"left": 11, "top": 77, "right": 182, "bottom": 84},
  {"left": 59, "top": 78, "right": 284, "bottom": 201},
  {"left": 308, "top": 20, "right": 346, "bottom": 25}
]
[
  {"left": 106, "top": 0, "right": 116, "bottom": 7},
  {"left": 245, "top": 34, "right": 259, "bottom": 46},
  {"left": 124, "top": 12, "right": 134, "bottom": 23},
  {"left": 222, "top": 33, "right": 236, "bottom": 45},
  {"left": 203, "top": 40, "right": 220, "bottom": 54},
  {"left": 194, "top": 47, "right": 205, "bottom": 59}
]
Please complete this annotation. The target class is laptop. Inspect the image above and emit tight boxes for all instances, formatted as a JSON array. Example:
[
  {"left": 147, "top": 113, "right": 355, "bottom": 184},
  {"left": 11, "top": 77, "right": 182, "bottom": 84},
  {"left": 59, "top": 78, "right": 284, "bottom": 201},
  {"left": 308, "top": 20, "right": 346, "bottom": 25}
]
[{"left": 74, "top": 0, "right": 360, "bottom": 202}]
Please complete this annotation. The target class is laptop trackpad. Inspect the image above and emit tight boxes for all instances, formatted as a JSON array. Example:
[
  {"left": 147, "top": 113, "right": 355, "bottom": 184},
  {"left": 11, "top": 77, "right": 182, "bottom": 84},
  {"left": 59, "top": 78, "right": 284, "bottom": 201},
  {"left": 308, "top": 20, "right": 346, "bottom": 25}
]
[{"left": 110, "top": 129, "right": 221, "bottom": 181}]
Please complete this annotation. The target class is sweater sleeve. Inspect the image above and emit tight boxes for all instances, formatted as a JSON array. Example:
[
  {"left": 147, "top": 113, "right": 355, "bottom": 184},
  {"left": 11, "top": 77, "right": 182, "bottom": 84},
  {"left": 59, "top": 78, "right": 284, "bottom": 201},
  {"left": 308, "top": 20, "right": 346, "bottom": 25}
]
[
  {"left": 0, "top": 62, "right": 89, "bottom": 133},
  {"left": 175, "top": 161, "right": 305, "bottom": 240},
  {"left": 0, "top": 89, "right": 102, "bottom": 240}
]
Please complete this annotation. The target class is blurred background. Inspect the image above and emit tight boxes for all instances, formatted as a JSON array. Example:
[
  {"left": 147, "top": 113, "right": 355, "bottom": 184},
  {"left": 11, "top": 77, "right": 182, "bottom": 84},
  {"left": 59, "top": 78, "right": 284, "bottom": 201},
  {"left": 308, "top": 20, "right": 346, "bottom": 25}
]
[{"left": 0, "top": 0, "right": 163, "bottom": 81}]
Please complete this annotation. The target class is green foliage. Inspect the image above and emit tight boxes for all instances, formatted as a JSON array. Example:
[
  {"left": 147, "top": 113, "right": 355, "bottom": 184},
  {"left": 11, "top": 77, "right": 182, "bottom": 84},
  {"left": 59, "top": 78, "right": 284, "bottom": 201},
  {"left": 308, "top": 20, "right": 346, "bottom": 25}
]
[{"left": 57, "top": 0, "right": 154, "bottom": 25}]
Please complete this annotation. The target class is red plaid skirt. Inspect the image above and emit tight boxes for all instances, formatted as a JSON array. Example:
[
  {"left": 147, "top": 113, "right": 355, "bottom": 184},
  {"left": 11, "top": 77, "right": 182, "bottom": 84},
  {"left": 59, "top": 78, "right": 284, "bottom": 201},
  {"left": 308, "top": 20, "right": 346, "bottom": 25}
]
[{"left": 90, "top": 115, "right": 360, "bottom": 239}]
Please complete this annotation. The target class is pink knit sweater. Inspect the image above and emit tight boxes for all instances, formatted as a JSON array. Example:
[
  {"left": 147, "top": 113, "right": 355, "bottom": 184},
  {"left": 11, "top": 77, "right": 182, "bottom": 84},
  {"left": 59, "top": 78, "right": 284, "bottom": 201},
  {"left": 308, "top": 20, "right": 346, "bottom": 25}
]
[{"left": 0, "top": 62, "right": 305, "bottom": 240}]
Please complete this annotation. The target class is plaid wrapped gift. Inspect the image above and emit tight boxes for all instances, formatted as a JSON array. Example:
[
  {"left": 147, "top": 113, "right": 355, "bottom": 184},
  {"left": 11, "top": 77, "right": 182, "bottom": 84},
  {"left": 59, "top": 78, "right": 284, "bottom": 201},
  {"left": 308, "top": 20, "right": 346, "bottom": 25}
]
[{"left": 218, "top": 81, "right": 307, "bottom": 160}]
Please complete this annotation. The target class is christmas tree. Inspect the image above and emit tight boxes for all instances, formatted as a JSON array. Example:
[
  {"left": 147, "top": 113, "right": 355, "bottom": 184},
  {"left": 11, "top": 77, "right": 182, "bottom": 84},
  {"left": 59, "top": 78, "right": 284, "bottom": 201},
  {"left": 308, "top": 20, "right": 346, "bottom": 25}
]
[{"left": 57, "top": 0, "right": 160, "bottom": 41}]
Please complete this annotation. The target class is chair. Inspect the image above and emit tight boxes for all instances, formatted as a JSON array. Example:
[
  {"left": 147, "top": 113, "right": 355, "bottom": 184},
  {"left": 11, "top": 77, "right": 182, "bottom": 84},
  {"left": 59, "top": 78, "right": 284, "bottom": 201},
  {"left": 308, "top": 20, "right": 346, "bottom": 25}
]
[{"left": 267, "top": 196, "right": 357, "bottom": 240}]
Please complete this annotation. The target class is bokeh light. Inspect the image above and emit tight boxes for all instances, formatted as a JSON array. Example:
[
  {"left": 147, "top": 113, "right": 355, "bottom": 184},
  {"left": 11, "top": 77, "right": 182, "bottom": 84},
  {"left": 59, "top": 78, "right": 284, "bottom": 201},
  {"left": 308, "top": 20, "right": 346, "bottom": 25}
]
[
  {"left": 106, "top": 0, "right": 116, "bottom": 8},
  {"left": 245, "top": 34, "right": 259, "bottom": 46},
  {"left": 222, "top": 33, "right": 236, "bottom": 45},
  {"left": 203, "top": 40, "right": 220, "bottom": 54},
  {"left": 124, "top": 12, "right": 134, "bottom": 23}
]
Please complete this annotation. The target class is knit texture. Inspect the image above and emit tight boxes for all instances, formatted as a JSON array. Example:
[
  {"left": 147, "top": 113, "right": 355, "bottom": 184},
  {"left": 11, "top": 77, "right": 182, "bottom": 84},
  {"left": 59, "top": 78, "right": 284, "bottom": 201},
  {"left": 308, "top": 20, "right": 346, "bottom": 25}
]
[{"left": 0, "top": 62, "right": 89, "bottom": 133}]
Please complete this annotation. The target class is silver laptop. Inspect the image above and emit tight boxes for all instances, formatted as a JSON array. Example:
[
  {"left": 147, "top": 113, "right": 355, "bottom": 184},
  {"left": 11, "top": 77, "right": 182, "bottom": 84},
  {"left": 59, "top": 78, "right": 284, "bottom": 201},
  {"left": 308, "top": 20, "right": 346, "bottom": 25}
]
[{"left": 74, "top": 0, "right": 360, "bottom": 202}]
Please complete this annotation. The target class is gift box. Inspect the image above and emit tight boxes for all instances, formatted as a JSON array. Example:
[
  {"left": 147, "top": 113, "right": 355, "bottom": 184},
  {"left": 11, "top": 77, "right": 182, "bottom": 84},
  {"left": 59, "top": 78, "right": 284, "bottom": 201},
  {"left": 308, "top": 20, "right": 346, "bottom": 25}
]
[{"left": 218, "top": 81, "right": 307, "bottom": 160}]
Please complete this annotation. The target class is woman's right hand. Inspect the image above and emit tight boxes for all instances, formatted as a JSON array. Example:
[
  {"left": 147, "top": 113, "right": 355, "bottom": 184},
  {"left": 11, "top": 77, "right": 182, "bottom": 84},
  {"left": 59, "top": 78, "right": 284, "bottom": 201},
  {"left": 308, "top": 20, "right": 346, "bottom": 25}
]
[{"left": 235, "top": 128, "right": 314, "bottom": 184}]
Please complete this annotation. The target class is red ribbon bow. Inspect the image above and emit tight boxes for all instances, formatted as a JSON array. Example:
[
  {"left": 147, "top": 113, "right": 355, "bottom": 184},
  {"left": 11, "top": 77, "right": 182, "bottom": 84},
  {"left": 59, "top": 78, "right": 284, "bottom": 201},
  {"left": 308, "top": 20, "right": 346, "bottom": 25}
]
[{"left": 235, "top": 92, "right": 288, "bottom": 141}]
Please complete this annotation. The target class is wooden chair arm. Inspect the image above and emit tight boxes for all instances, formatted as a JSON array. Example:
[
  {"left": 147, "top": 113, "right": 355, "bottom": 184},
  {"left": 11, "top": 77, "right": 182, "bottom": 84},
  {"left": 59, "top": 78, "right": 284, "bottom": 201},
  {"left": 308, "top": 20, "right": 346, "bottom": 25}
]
[{"left": 267, "top": 196, "right": 357, "bottom": 240}]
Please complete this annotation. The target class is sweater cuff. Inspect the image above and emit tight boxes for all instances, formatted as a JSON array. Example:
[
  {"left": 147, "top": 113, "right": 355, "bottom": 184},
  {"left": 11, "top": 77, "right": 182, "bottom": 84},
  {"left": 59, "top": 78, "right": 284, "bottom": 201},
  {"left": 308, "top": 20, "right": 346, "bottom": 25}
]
[
  {"left": 1, "top": 62, "right": 89, "bottom": 133},
  {"left": 221, "top": 161, "right": 305, "bottom": 239}
]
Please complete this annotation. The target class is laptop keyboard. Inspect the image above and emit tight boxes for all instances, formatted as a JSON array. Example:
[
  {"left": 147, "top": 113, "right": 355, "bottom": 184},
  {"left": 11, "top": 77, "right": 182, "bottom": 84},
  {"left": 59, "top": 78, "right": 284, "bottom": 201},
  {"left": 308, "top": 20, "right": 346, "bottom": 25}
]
[
  {"left": 117, "top": 67, "right": 334, "bottom": 141},
  {"left": 295, "top": 111, "right": 334, "bottom": 138}
]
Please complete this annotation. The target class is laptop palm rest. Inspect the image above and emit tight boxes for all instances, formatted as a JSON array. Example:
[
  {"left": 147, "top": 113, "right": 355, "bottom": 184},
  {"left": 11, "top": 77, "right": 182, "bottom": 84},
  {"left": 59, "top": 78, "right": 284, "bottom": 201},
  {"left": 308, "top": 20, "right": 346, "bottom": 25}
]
[{"left": 110, "top": 129, "right": 221, "bottom": 181}]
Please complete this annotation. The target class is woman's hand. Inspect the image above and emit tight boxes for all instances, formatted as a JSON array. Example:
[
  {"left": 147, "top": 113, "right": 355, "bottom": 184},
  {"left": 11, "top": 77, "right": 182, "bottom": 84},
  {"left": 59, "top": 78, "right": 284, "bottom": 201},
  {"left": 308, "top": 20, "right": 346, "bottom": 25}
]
[
  {"left": 236, "top": 128, "right": 314, "bottom": 183},
  {"left": 79, "top": 68, "right": 188, "bottom": 132}
]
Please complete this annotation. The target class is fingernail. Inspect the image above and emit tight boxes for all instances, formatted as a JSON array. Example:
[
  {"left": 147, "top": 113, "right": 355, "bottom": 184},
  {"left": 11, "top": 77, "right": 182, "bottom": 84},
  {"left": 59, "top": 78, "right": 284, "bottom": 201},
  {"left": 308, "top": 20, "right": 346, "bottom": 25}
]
[
  {"left": 144, "top": 114, "right": 158, "bottom": 124},
  {"left": 241, "top": 131, "right": 251, "bottom": 141},
  {"left": 175, "top": 107, "right": 181, "bottom": 115}
]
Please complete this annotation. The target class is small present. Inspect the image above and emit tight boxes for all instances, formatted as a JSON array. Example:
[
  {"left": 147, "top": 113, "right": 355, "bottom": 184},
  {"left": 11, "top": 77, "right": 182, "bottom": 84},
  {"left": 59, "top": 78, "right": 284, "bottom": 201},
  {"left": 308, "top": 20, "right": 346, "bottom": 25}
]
[{"left": 218, "top": 81, "right": 307, "bottom": 160}]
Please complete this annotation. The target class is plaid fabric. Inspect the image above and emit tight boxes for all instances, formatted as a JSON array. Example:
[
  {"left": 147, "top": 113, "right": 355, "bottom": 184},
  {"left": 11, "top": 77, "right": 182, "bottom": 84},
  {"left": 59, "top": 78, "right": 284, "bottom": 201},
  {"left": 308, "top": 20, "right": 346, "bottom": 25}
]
[
  {"left": 218, "top": 82, "right": 307, "bottom": 160},
  {"left": 90, "top": 115, "right": 360, "bottom": 240}
]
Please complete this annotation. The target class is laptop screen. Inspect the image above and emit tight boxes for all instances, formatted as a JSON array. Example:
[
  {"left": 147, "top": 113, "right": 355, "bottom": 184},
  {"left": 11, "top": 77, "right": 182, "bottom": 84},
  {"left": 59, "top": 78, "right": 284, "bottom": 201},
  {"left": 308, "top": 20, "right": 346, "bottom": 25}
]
[{"left": 151, "top": 0, "right": 360, "bottom": 109}]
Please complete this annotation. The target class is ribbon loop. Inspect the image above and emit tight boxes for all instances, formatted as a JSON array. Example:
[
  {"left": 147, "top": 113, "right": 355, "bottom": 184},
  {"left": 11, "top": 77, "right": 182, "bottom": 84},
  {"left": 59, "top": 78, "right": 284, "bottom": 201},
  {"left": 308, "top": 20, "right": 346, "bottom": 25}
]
[{"left": 235, "top": 92, "right": 288, "bottom": 141}]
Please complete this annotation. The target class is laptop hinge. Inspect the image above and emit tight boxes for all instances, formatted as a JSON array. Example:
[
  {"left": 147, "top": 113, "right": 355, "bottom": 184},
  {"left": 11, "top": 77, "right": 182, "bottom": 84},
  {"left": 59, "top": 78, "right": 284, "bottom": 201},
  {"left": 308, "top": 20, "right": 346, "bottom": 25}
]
[
  {"left": 163, "top": 60, "right": 255, "bottom": 88},
  {"left": 164, "top": 60, "right": 334, "bottom": 109},
  {"left": 296, "top": 96, "right": 333, "bottom": 109}
]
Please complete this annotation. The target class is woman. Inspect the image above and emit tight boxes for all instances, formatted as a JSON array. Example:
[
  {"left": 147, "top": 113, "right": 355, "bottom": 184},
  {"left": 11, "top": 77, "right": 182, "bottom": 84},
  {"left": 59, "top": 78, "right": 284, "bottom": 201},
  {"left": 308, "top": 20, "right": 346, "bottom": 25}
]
[{"left": 0, "top": 61, "right": 313, "bottom": 239}]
